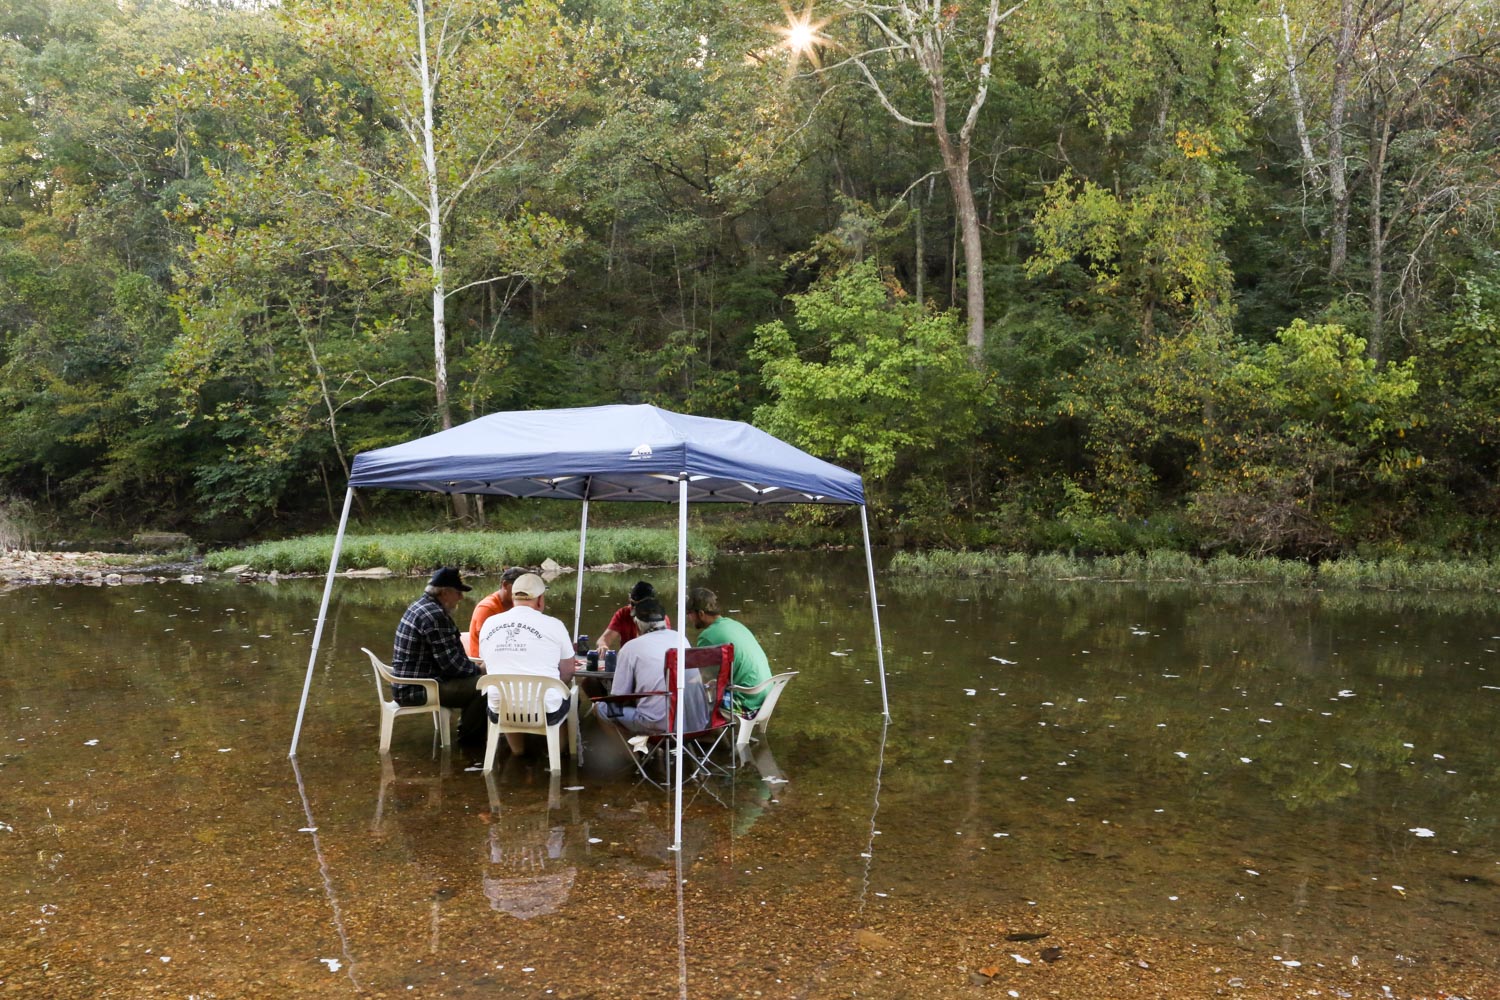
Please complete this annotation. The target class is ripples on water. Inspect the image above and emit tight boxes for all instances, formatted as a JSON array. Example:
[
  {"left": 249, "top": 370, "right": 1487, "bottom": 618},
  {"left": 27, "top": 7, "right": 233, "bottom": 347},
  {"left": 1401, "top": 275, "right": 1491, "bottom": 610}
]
[{"left": 1, "top": 552, "right": 1496, "bottom": 996}]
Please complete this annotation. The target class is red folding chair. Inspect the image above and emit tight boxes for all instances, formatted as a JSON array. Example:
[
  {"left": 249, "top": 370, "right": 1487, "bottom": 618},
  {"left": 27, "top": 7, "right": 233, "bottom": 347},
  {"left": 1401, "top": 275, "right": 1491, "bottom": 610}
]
[
  {"left": 664, "top": 644, "right": 737, "bottom": 781},
  {"left": 595, "top": 643, "right": 735, "bottom": 788}
]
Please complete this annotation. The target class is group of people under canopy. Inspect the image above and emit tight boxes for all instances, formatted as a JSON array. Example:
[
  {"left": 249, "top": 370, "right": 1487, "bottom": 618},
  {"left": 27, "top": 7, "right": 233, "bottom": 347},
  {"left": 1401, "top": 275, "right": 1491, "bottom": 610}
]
[{"left": 386, "top": 566, "right": 773, "bottom": 759}]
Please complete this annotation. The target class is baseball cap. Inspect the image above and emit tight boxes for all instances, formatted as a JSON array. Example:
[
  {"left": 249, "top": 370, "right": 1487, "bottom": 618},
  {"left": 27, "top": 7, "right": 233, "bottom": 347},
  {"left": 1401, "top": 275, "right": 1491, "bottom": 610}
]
[
  {"left": 632, "top": 596, "right": 666, "bottom": 623},
  {"left": 428, "top": 566, "right": 471, "bottom": 592},
  {"left": 511, "top": 573, "right": 547, "bottom": 599}
]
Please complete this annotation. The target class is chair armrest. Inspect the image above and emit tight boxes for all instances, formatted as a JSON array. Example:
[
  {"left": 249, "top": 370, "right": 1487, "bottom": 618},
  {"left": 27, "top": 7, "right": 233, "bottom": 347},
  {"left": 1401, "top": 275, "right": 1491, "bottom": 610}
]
[
  {"left": 592, "top": 690, "right": 663, "bottom": 706},
  {"left": 731, "top": 671, "right": 798, "bottom": 696},
  {"left": 389, "top": 675, "right": 441, "bottom": 706}
]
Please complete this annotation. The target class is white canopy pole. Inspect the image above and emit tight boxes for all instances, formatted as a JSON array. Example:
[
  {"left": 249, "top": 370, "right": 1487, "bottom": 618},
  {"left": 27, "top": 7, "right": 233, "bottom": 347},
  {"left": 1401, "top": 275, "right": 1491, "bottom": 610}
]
[
  {"left": 290, "top": 486, "right": 355, "bottom": 757},
  {"left": 859, "top": 505, "right": 890, "bottom": 720},
  {"left": 571, "top": 497, "right": 589, "bottom": 641},
  {"left": 671, "top": 475, "right": 689, "bottom": 851}
]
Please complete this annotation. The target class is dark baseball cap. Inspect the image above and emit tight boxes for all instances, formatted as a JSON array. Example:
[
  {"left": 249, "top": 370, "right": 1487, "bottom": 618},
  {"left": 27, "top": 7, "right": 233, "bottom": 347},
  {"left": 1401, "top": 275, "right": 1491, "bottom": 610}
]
[
  {"left": 632, "top": 596, "right": 666, "bottom": 623},
  {"left": 428, "top": 566, "right": 472, "bottom": 592}
]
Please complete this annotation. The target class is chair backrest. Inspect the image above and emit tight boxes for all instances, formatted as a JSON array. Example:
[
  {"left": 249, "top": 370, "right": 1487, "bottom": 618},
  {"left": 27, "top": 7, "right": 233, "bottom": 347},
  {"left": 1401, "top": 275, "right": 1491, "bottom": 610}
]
[
  {"left": 478, "top": 674, "right": 570, "bottom": 726},
  {"left": 666, "top": 643, "right": 734, "bottom": 732},
  {"left": 363, "top": 647, "right": 396, "bottom": 704},
  {"left": 756, "top": 671, "right": 798, "bottom": 720}
]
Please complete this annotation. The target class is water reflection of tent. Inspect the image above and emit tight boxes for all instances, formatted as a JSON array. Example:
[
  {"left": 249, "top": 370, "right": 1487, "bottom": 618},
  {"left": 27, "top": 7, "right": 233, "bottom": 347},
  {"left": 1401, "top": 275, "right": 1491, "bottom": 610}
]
[{"left": 289, "top": 404, "right": 890, "bottom": 849}]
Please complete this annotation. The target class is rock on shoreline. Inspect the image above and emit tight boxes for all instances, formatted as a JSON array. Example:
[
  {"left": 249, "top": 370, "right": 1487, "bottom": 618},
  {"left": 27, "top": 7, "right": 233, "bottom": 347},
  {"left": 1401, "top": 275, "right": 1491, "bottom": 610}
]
[
  {"left": 2, "top": 549, "right": 664, "bottom": 588},
  {"left": 0, "top": 549, "right": 204, "bottom": 587}
]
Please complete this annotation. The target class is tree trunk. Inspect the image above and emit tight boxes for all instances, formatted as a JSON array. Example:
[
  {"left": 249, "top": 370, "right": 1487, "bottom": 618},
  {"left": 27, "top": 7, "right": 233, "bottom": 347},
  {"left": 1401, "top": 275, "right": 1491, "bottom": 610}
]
[
  {"left": 849, "top": 0, "right": 1010, "bottom": 364},
  {"left": 913, "top": 192, "right": 923, "bottom": 304},
  {"left": 1280, "top": 3, "right": 1321, "bottom": 184},
  {"left": 935, "top": 130, "right": 985, "bottom": 360},
  {"left": 1327, "top": 0, "right": 1357, "bottom": 279},
  {"left": 1368, "top": 116, "right": 1389, "bottom": 360},
  {"left": 416, "top": 0, "right": 467, "bottom": 520},
  {"left": 952, "top": 156, "right": 987, "bottom": 360}
]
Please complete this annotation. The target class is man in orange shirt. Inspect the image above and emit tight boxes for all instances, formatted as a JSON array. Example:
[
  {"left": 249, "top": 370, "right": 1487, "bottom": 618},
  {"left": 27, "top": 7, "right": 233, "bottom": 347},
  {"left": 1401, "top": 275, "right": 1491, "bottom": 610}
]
[{"left": 465, "top": 566, "right": 526, "bottom": 657}]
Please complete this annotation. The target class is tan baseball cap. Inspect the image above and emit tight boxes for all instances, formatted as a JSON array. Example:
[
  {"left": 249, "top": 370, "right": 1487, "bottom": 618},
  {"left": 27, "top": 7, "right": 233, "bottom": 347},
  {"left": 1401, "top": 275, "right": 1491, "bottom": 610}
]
[{"left": 511, "top": 573, "right": 547, "bottom": 599}]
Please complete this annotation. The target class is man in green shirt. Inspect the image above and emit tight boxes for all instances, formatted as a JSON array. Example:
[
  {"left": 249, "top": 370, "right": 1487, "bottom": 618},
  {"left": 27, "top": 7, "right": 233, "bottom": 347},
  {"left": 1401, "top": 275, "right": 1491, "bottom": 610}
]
[{"left": 686, "top": 587, "right": 772, "bottom": 715}]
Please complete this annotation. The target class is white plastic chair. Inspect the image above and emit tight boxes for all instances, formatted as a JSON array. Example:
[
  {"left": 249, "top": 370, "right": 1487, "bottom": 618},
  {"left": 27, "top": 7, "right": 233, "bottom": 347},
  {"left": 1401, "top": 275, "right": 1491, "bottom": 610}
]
[
  {"left": 730, "top": 671, "right": 798, "bottom": 749},
  {"left": 363, "top": 647, "right": 453, "bottom": 753},
  {"left": 478, "top": 674, "right": 575, "bottom": 774}
]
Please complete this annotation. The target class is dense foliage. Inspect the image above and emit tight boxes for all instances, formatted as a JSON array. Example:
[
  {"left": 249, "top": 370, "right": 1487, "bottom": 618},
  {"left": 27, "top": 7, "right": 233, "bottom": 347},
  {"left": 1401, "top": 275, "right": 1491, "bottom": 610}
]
[{"left": 1, "top": 0, "right": 1497, "bottom": 556}]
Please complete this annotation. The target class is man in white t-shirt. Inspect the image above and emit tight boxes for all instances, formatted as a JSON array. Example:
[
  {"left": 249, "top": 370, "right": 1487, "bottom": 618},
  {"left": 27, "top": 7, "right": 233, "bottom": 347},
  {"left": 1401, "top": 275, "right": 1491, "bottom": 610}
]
[{"left": 478, "top": 573, "right": 576, "bottom": 755}]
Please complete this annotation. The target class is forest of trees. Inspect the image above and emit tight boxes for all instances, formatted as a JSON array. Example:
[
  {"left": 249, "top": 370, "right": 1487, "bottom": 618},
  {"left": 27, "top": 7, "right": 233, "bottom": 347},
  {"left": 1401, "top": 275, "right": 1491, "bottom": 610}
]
[{"left": 1, "top": 0, "right": 1497, "bottom": 557}]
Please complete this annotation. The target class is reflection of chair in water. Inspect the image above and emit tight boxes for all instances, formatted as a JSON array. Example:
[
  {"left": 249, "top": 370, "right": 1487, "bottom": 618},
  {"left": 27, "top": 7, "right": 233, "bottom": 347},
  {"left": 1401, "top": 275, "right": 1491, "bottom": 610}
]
[
  {"left": 477, "top": 674, "right": 576, "bottom": 774},
  {"left": 732, "top": 742, "right": 790, "bottom": 838},
  {"left": 363, "top": 647, "right": 453, "bottom": 753},
  {"left": 372, "top": 752, "right": 454, "bottom": 832},
  {"left": 480, "top": 769, "right": 581, "bottom": 920},
  {"left": 730, "top": 671, "right": 799, "bottom": 750}
]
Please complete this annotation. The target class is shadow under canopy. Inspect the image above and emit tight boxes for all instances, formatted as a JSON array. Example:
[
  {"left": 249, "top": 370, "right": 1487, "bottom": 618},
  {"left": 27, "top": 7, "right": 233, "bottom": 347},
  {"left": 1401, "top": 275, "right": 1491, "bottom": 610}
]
[{"left": 289, "top": 403, "right": 889, "bottom": 848}]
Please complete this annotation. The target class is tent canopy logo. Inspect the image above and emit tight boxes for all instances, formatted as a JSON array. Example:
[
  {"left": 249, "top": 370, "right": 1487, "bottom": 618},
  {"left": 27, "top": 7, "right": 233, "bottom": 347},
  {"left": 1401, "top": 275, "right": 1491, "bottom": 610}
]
[{"left": 629, "top": 443, "right": 653, "bottom": 461}]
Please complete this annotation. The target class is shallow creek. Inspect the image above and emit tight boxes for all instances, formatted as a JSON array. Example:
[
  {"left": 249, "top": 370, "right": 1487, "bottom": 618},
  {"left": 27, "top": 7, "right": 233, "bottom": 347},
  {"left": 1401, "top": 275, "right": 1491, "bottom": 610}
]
[{"left": 2, "top": 552, "right": 1496, "bottom": 997}]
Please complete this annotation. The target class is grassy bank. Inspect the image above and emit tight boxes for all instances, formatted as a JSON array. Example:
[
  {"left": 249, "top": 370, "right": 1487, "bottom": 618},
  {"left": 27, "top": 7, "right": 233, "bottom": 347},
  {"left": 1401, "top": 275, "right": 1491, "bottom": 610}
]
[
  {"left": 204, "top": 528, "right": 716, "bottom": 575},
  {"left": 889, "top": 549, "right": 1500, "bottom": 592}
]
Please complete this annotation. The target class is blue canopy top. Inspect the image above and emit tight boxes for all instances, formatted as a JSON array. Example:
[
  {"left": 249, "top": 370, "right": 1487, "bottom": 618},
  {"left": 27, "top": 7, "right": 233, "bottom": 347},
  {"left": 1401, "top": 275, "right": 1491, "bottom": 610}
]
[{"left": 348, "top": 404, "right": 865, "bottom": 505}]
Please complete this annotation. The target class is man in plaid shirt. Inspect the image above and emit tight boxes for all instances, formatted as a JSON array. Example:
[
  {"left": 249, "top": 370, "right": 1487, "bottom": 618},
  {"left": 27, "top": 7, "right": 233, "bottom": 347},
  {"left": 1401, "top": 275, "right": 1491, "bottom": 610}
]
[{"left": 392, "top": 566, "right": 486, "bottom": 748}]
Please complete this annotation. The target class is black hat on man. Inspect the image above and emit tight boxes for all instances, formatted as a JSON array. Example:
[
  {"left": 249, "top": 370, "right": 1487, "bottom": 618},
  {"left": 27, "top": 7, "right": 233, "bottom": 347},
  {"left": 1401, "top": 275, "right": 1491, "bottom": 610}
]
[
  {"left": 429, "top": 566, "right": 472, "bottom": 592},
  {"left": 629, "top": 580, "right": 656, "bottom": 603},
  {"left": 632, "top": 596, "right": 667, "bottom": 623}
]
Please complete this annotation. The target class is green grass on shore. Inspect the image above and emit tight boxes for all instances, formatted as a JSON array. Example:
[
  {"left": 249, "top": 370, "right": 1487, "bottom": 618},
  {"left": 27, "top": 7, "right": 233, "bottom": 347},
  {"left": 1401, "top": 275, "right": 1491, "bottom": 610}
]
[
  {"left": 890, "top": 549, "right": 1500, "bottom": 592},
  {"left": 204, "top": 528, "right": 716, "bottom": 575}
]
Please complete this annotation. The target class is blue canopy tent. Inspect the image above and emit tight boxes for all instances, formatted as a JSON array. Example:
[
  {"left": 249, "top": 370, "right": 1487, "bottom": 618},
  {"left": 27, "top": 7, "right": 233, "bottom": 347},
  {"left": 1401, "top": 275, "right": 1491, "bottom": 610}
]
[{"left": 289, "top": 404, "right": 889, "bottom": 848}]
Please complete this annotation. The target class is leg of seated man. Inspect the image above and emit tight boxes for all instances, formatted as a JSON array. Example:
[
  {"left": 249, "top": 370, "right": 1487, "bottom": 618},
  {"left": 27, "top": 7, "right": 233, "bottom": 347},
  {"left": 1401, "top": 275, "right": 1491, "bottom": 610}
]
[
  {"left": 437, "top": 675, "right": 485, "bottom": 748},
  {"left": 597, "top": 704, "right": 654, "bottom": 737}
]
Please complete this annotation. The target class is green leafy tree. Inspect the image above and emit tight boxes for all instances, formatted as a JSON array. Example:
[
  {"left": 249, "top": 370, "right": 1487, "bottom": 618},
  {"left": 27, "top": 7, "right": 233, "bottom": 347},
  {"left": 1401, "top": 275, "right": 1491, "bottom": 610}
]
[
  {"left": 1191, "top": 320, "right": 1422, "bottom": 555},
  {"left": 163, "top": 0, "right": 601, "bottom": 517},
  {"left": 0, "top": 0, "right": 262, "bottom": 524},
  {"left": 1022, "top": 0, "right": 1253, "bottom": 345},
  {"left": 751, "top": 260, "right": 983, "bottom": 532}
]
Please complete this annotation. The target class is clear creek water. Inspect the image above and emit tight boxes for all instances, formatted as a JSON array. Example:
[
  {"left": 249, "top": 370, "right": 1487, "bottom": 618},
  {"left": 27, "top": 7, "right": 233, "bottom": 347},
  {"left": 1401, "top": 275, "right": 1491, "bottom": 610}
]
[{"left": 1, "top": 551, "right": 1496, "bottom": 998}]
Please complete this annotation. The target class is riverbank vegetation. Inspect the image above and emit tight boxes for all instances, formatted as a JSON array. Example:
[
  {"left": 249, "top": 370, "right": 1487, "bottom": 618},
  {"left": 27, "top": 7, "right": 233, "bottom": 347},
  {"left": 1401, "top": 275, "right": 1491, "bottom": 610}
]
[
  {"left": 891, "top": 550, "right": 1500, "bottom": 592},
  {"left": 202, "top": 528, "right": 715, "bottom": 575},
  {"left": 3, "top": 1, "right": 1499, "bottom": 563}
]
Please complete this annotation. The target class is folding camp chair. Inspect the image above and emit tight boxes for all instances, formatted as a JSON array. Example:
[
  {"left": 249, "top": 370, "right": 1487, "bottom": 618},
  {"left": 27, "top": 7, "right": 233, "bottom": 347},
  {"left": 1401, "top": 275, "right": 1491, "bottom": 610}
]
[
  {"left": 665, "top": 644, "right": 737, "bottom": 779},
  {"left": 594, "top": 643, "right": 735, "bottom": 788}
]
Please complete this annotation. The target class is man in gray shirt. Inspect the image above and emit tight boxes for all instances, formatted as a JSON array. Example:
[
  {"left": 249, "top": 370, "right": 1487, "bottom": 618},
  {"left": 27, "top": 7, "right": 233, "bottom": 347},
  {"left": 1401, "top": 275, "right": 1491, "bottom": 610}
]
[{"left": 597, "top": 597, "right": 709, "bottom": 736}]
